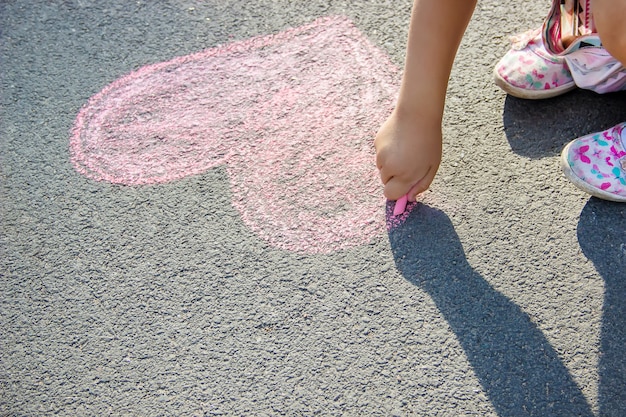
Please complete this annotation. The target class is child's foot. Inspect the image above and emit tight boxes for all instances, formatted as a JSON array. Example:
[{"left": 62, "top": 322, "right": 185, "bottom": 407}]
[
  {"left": 494, "top": 28, "right": 576, "bottom": 99},
  {"left": 561, "top": 122, "right": 626, "bottom": 202}
]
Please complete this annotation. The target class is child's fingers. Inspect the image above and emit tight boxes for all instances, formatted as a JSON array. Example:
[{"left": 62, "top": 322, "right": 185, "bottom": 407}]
[
  {"left": 407, "top": 167, "right": 436, "bottom": 200},
  {"left": 406, "top": 183, "right": 423, "bottom": 202},
  {"left": 383, "top": 166, "right": 436, "bottom": 202},
  {"left": 378, "top": 165, "right": 395, "bottom": 186},
  {"left": 383, "top": 177, "right": 412, "bottom": 201}
]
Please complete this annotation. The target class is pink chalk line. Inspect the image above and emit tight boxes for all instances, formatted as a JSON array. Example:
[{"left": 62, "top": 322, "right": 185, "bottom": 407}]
[{"left": 70, "top": 15, "right": 406, "bottom": 253}]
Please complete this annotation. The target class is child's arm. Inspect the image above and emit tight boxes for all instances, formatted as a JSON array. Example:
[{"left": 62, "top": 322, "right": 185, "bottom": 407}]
[{"left": 375, "top": 0, "right": 477, "bottom": 201}]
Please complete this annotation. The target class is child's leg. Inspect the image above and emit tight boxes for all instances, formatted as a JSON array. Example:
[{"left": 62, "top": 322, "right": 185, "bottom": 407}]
[
  {"left": 375, "top": 0, "right": 477, "bottom": 201},
  {"left": 593, "top": 0, "right": 626, "bottom": 65}
]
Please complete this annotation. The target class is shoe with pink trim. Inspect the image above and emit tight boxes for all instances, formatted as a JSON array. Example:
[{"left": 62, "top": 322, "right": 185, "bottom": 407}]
[
  {"left": 542, "top": 0, "right": 626, "bottom": 94},
  {"left": 494, "top": 28, "right": 576, "bottom": 99},
  {"left": 561, "top": 122, "right": 626, "bottom": 202}
]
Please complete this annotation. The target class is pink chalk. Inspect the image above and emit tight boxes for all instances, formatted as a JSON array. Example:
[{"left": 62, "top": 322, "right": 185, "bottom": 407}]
[{"left": 393, "top": 194, "right": 408, "bottom": 216}]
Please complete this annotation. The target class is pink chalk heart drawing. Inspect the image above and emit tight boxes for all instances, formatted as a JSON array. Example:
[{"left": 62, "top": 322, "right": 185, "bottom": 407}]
[{"left": 70, "top": 15, "right": 406, "bottom": 253}]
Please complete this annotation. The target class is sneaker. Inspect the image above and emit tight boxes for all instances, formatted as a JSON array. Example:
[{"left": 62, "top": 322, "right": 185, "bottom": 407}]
[
  {"left": 543, "top": 0, "right": 626, "bottom": 94},
  {"left": 494, "top": 28, "right": 576, "bottom": 99},
  {"left": 561, "top": 122, "right": 626, "bottom": 202}
]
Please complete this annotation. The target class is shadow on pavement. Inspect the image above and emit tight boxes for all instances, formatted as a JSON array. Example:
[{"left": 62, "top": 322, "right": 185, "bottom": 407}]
[
  {"left": 502, "top": 90, "right": 626, "bottom": 159},
  {"left": 388, "top": 204, "right": 594, "bottom": 416},
  {"left": 577, "top": 199, "right": 626, "bottom": 417}
]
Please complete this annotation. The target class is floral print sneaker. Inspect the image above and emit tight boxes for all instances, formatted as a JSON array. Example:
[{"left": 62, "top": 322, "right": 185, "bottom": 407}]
[
  {"left": 494, "top": 28, "right": 576, "bottom": 99},
  {"left": 561, "top": 122, "right": 626, "bottom": 202}
]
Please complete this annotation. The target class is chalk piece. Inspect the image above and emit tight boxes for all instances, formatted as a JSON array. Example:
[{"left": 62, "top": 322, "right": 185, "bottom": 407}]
[{"left": 393, "top": 194, "right": 408, "bottom": 216}]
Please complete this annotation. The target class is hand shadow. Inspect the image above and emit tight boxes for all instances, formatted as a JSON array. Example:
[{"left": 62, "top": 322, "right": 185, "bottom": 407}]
[
  {"left": 503, "top": 90, "right": 626, "bottom": 159},
  {"left": 577, "top": 199, "right": 626, "bottom": 417},
  {"left": 388, "top": 204, "right": 594, "bottom": 416}
]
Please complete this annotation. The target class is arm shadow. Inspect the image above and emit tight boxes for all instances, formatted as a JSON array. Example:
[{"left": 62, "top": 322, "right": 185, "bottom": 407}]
[
  {"left": 388, "top": 204, "right": 594, "bottom": 416},
  {"left": 503, "top": 90, "right": 626, "bottom": 159},
  {"left": 577, "top": 199, "right": 626, "bottom": 417}
]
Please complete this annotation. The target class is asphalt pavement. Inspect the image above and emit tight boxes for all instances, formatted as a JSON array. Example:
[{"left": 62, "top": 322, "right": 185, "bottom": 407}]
[{"left": 1, "top": 0, "right": 625, "bottom": 415}]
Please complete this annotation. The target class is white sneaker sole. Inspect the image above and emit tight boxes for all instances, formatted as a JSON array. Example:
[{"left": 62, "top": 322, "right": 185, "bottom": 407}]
[{"left": 493, "top": 66, "right": 577, "bottom": 100}]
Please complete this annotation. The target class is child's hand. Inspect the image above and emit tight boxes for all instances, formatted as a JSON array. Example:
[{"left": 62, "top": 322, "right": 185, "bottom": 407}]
[{"left": 374, "top": 110, "right": 442, "bottom": 201}]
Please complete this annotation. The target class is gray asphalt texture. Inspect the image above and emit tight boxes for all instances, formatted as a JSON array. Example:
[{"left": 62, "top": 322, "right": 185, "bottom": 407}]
[{"left": 1, "top": 0, "right": 625, "bottom": 416}]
